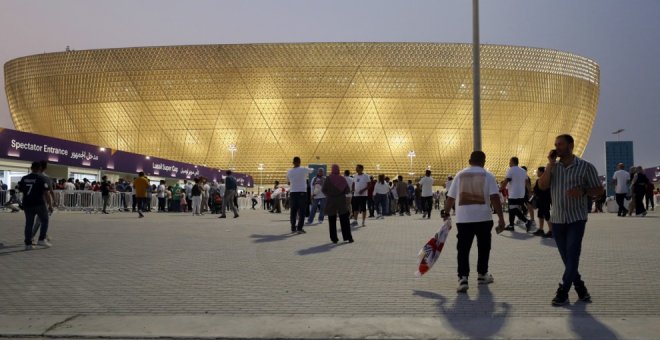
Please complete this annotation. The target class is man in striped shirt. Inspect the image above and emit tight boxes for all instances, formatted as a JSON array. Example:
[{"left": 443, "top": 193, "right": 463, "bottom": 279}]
[{"left": 538, "top": 134, "right": 604, "bottom": 306}]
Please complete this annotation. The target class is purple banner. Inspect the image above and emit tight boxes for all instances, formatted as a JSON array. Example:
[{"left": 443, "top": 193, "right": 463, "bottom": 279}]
[
  {"left": 0, "top": 128, "right": 253, "bottom": 187},
  {"left": 645, "top": 166, "right": 660, "bottom": 183}
]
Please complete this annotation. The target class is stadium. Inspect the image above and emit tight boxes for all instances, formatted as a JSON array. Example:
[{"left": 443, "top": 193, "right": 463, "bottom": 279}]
[{"left": 4, "top": 43, "right": 600, "bottom": 184}]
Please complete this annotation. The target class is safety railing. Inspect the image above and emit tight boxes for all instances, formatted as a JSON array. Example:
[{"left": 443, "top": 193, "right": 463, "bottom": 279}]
[{"left": 51, "top": 191, "right": 159, "bottom": 213}]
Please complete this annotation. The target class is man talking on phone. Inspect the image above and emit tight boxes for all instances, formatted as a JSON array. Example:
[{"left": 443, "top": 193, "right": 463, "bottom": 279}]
[{"left": 538, "top": 134, "right": 603, "bottom": 306}]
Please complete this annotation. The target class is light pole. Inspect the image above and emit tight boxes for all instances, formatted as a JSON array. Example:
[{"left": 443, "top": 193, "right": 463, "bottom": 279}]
[
  {"left": 257, "top": 163, "right": 264, "bottom": 190},
  {"left": 472, "top": 0, "right": 482, "bottom": 151},
  {"left": 408, "top": 150, "right": 416, "bottom": 176},
  {"left": 612, "top": 129, "right": 625, "bottom": 141},
  {"left": 228, "top": 144, "right": 237, "bottom": 170}
]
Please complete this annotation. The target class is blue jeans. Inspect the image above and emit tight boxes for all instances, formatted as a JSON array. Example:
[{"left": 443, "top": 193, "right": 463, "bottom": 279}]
[
  {"left": 553, "top": 220, "right": 586, "bottom": 291},
  {"left": 24, "top": 205, "right": 49, "bottom": 245},
  {"left": 374, "top": 194, "right": 388, "bottom": 216},
  {"left": 308, "top": 198, "right": 326, "bottom": 223}
]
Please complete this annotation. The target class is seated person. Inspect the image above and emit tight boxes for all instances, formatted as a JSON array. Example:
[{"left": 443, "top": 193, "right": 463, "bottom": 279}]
[{"left": 4, "top": 189, "right": 21, "bottom": 212}]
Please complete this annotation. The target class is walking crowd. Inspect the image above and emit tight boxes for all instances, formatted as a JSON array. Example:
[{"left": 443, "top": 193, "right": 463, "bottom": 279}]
[{"left": 2, "top": 133, "right": 656, "bottom": 306}]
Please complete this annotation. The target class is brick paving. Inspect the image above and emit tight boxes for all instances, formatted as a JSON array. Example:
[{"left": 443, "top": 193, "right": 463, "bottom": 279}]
[{"left": 0, "top": 207, "right": 659, "bottom": 337}]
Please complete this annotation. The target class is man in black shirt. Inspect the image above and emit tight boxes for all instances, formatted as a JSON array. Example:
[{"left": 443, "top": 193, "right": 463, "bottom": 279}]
[
  {"left": 101, "top": 176, "right": 111, "bottom": 214},
  {"left": 19, "top": 161, "right": 53, "bottom": 250},
  {"left": 532, "top": 166, "right": 553, "bottom": 238}
]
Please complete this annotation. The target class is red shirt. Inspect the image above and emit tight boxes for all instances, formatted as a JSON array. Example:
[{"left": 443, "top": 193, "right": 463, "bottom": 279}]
[{"left": 367, "top": 180, "right": 376, "bottom": 197}]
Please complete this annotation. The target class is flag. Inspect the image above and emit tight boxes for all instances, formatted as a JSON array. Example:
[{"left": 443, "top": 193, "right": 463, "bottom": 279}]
[{"left": 415, "top": 218, "right": 452, "bottom": 277}]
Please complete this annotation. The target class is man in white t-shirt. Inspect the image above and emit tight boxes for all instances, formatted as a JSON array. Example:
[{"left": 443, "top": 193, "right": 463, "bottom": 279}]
[
  {"left": 612, "top": 163, "right": 631, "bottom": 216},
  {"left": 502, "top": 157, "right": 532, "bottom": 231},
  {"left": 351, "top": 164, "right": 370, "bottom": 227},
  {"left": 157, "top": 180, "right": 166, "bottom": 212},
  {"left": 286, "top": 156, "right": 313, "bottom": 234},
  {"left": 444, "top": 151, "right": 505, "bottom": 293},
  {"left": 418, "top": 170, "right": 434, "bottom": 219}
]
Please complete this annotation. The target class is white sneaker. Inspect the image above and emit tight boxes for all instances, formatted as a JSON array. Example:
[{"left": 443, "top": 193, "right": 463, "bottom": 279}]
[
  {"left": 37, "top": 240, "right": 52, "bottom": 248},
  {"left": 351, "top": 220, "right": 358, "bottom": 226},
  {"left": 457, "top": 276, "right": 469, "bottom": 293},
  {"left": 24, "top": 244, "right": 33, "bottom": 251},
  {"left": 478, "top": 273, "right": 494, "bottom": 284}
]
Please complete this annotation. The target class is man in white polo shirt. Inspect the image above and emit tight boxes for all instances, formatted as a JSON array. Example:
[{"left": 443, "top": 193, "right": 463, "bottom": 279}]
[
  {"left": 287, "top": 156, "right": 313, "bottom": 234},
  {"left": 443, "top": 151, "right": 506, "bottom": 293},
  {"left": 502, "top": 157, "right": 532, "bottom": 232}
]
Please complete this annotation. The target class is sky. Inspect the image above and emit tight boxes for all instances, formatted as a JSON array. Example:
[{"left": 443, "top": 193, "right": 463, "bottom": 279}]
[{"left": 1, "top": 0, "right": 658, "bottom": 174}]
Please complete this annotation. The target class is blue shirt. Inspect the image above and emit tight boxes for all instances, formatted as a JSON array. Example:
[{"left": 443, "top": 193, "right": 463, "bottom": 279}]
[{"left": 225, "top": 176, "right": 237, "bottom": 190}]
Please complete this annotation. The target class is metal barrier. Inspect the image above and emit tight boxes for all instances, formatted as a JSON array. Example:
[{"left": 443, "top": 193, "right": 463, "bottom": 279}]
[
  {"left": 52, "top": 191, "right": 151, "bottom": 213},
  {"left": 1, "top": 189, "right": 159, "bottom": 213}
]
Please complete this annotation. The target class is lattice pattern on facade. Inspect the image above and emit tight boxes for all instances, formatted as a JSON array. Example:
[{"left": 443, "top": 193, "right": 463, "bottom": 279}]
[{"left": 4, "top": 43, "right": 599, "bottom": 185}]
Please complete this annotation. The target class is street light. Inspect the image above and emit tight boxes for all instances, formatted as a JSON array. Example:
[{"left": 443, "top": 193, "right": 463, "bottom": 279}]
[
  {"left": 228, "top": 144, "right": 237, "bottom": 170},
  {"left": 612, "top": 129, "right": 625, "bottom": 141},
  {"left": 472, "top": 0, "right": 482, "bottom": 151},
  {"left": 408, "top": 150, "right": 416, "bottom": 175}
]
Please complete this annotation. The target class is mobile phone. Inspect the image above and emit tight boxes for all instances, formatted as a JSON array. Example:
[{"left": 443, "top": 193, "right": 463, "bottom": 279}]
[{"left": 550, "top": 149, "right": 558, "bottom": 159}]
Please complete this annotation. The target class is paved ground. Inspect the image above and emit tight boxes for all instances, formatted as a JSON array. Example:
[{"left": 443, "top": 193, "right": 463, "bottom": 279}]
[{"left": 0, "top": 206, "right": 659, "bottom": 339}]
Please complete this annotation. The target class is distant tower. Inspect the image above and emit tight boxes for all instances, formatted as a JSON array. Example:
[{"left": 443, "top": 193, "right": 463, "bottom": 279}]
[{"left": 605, "top": 141, "right": 634, "bottom": 196}]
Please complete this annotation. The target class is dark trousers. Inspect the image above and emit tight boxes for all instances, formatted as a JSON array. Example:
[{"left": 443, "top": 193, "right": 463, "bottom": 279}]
[
  {"left": 398, "top": 196, "right": 409, "bottom": 214},
  {"left": 367, "top": 196, "right": 375, "bottom": 217},
  {"left": 646, "top": 193, "right": 655, "bottom": 210},
  {"left": 507, "top": 198, "right": 528, "bottom": 225},
  {"left": 24, "top": 205, "right": 49, "bottom": 245},
  {"left": 456, "top": 220, "right": 493, "bottom": 278},
  {"left": 136, "top": 197, "right": 148, "bottom": 213},
  {"left": 102, "top": 195, "right": 110, "bottom": 212},
  {"left": 329, "top": 212, "right": 352, "bottom": 243},
  {"left": 251, "top": 198, "right": 258, "bottom": 209},
  {"left": 120, "top": 193, "right": 128, "bottom": 210},
  {"left": 374, "top": 194, "right": 387, "bottom": 216},
  {"left": 634, "top": 191, "right": 647, "bottom": 215},
  {"left": 422, "top": 196, "right": 433, "bottom": 217},
  {"left": 289, "top": 192, "right": 307, "bottom": 231},
  {"left": 615, "top": 193, "right": 628, "bottom": 215},
  {"left": 132, "top": 194, "right": 137, "bottom": 211},
  {"left": 158, "top": 197, "right": 166, "bottom": 211},
  {"left": 553, "top": 220, "right": 586, "bottom": 291}
]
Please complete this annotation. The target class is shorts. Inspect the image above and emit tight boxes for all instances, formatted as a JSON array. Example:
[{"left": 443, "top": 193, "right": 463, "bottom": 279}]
[
  {"left": 351, "top": 196, "right": 368, "bottom": 213},
  {"left": 537, "top": 206, "right": 550, "bottom": 221}
]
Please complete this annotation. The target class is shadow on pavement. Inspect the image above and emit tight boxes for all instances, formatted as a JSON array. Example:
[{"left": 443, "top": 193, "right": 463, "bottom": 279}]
[
  {"left": 413, "top": 285, "right": 510, "bottom": 338},
  {"left": 540, "top": 237, "right": 557, "bottom": 248},
  {"left": 566, "top": 300, "right": 620, "bottom": 339},
  {"left": 296, "top": 242, "right": 341, "bottom": 256},
  {"left": 0, "top": 244, "right": 49, "bottom": 256},
  {"left": 250, "top": 233, "right": 296, "bottom": 243},
  {"left": 499, "top": 231, "right": 534, "bottom": 240}
]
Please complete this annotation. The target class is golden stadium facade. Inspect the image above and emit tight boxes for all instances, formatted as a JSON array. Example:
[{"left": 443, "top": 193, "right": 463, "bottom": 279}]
[{"left": 4, "top": 43, "right": 599, "bottom": 184}]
